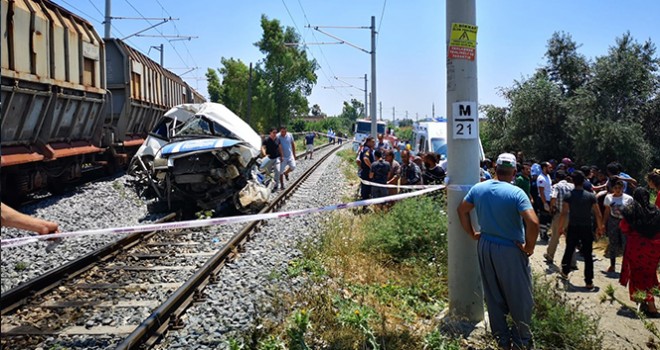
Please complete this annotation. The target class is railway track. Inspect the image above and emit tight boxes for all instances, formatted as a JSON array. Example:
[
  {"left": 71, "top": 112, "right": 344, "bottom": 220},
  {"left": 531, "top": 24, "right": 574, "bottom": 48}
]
[{"left": 0, "top": 142, "right": 342, "bottom": 349}]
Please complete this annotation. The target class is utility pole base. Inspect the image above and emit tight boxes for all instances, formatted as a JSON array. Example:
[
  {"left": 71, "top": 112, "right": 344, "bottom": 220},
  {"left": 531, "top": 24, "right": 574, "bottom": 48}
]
[{"left": 436, "top": 309, "right": 491, "bottom": 346}]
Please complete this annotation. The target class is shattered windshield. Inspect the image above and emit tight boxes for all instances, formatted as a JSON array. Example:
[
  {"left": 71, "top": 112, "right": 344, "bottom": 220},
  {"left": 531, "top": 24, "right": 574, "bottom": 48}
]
[
  {"left": 176, "top": 116, "right": 212, "bottom": 137},
  {"left": 175, "top": 115, "right": 239, "bottom": 140}
]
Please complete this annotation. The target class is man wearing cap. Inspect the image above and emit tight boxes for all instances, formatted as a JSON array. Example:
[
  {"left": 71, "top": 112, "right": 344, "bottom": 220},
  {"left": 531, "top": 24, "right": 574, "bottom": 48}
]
[{"left": 458, "top": 153, "right": 539, "bottom": 350}]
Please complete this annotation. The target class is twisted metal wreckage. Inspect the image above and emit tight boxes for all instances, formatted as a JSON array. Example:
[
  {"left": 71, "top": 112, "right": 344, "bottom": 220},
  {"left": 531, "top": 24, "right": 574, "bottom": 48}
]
[{"left": 129, "top": 102, "right": 271, "bottom": 213}]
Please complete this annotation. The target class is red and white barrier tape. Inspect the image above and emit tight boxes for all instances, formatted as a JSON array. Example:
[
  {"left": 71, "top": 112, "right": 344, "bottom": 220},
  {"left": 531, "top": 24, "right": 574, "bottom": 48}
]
[
  {"left": 358, "top": 178, "right": 474, "bottom": 192},
  {"left": 1, "top": 185, "right": 444, "bottom": 249},
  {"left": 358, "top": 178, "right": 444, "bottom": 189}
]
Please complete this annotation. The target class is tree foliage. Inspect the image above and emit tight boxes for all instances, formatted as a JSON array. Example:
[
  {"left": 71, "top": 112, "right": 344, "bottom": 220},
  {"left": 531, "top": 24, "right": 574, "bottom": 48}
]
[
  {"left": 339, "top": 99, "right": 364, "bottom": 122},
  {"left": 482, "top": 31, "right": 659, "bottom": 178},
  {"left": 206, "top": 15, "right": 318, "bottom": 133},
  {"left": 255, "top": 15, "right": 318, "bottom": 128},
  {"left": 544, "top": 32, "right": 590, "bottom": 97},
  {"left": 206, "top": 68, "right": 222, "bottom": 103}
]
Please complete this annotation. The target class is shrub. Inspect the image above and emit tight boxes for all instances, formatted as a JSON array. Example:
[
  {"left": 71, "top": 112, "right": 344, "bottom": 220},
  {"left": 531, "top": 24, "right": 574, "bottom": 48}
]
[
  {"left": 532, "top": 277, "right": 602, "bottom": 349},
  {"left": 362, "top": 196, "right": 447, "bottom": 261}
]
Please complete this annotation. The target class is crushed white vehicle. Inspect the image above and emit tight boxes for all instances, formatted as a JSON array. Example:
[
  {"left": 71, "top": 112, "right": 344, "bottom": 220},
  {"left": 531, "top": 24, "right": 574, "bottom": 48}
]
[{"left": 129, "top": 102, "right": 271, "bottom": 214}]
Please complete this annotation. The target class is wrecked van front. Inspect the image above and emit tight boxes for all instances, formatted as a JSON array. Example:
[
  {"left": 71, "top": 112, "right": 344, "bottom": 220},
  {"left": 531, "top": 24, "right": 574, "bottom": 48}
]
[{"left": 131, "top": 102, "right": 270, "bottom": 213}]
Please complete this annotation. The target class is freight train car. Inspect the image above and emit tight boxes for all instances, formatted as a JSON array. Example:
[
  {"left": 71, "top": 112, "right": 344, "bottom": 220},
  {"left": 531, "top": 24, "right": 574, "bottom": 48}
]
[
  {"left": 1, "top": 0, "right": 107, "bottom": 199},
  {"left": 0, "top": 0, "right": 205, "bottom": 202},
  {"left": 103, "top": 38, "right": 193, "bottom": 165}
]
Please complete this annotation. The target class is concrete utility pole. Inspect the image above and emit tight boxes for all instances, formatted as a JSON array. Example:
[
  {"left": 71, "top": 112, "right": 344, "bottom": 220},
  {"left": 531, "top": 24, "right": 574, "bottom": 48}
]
[
  {"left": 247, "top": 62, "right": 253, "bottom": 125},
  {"left": 416, "top": 112, "right": 418, "bottom": 121},
  {"left": 364, "top": 74, "right": 368, "bottom": 119},
  {"left": 392, "top": 106, "right": 395, "bottom": 123},
  {"left": 446, "top": 0, "right": 484, "bottom": 322},
  {"left": 432, "top": 103, "right": 435, "bottom": 119},
  {"left": 149, "top": 44, "right": 164, "bottom": 66},
  {"left": 370, "top": 16, "right": 377, "bottom": 139},
  {"left": 379, "top": 101, "right": 382, "bottom": 121},
  {"left": 406, "top": 110, "right": 408, "bottom": 119},
  {"left": 104, "top": 0, "right": 112, "bottom": 39}
]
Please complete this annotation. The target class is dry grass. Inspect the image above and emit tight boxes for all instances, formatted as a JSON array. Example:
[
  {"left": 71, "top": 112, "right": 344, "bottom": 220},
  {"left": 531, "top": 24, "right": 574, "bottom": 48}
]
[{"left": 285, "top": 211, "right": 446, "bottom": 349}]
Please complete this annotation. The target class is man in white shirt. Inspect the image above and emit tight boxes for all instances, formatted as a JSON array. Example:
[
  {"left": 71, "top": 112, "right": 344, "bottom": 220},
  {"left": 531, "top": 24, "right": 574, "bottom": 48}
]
[{"left": 536, "top": 161, "right": 553, "bottom": 241}]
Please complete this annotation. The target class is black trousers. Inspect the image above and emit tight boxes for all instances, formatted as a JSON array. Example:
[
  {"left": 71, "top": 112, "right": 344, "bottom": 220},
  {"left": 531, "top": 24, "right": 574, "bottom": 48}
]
[
  {"left": 360, "top": 176, "right": 371, "bottom": 200},
  {"left": 562, "top": 224, "right": 594, "bottom": 284}
]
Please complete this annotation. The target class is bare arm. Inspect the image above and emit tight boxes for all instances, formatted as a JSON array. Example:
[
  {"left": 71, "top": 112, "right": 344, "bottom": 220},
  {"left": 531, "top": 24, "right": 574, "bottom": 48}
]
[
  {"left": 520, "top": 209, "right": 539, "bottom": 255},
  {"left": 1, "top": 203, "right": 59, "bottom": 235},
  {"left": 261, "top": 145, "right": 267, "bottom": 157},
  {"left": 278, "top": 143, "right": 284, "bottom": 160},
  {"left": 593, "top": 203, "right": 605, "bottom": 237},
  {"left": 457, "top": 200, "right": 479, "bottom": 240},
  {"left": 558, "top": 201, "right": 569, "bottom": 236},
  {"left": 615, "top": 174, "right": 637, "bottom": 186},
  {"left": 603, "top": 206, "right": 611, "bottom": 229},
  {"left": 291, "top": 139, "right": 296, "bottom": 157}
]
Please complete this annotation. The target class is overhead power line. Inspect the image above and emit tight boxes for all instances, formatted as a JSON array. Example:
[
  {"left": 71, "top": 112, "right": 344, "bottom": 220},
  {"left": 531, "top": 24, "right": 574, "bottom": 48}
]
[
  {"left": 280, "top": 0, "right": 348, "bottom": 101},
  {"left": 295, "top": 0, "right": 351, "bottom": 101},
  {"left": 123, "top": 0, "right": 189, "bottom": 70},
  {"left": 154, "top": 0, "right": 199, "bottom": 73}
]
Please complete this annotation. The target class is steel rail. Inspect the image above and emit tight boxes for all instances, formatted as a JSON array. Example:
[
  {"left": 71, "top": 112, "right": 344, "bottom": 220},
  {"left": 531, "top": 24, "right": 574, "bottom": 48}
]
[
  {"left": 116, "top": 143, "right": 344, "bottom": 349},
  {"left": 1, "top": 141, "right": 333, "bottom": 316},
  {"left": 0, "top": 212, "right": 178, "bottom": 315}
]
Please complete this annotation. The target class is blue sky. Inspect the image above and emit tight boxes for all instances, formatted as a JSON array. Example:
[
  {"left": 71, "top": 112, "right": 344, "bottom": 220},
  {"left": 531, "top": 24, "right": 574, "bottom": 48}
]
[{"left": 55, "top": 0, "right": 660, "bottom": 119}]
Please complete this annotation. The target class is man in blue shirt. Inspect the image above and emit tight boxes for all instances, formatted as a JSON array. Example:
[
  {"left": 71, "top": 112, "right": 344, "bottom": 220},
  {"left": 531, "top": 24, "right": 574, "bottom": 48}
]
[{"left": 457, "top": 153, "right": 540, "bottom": 350}]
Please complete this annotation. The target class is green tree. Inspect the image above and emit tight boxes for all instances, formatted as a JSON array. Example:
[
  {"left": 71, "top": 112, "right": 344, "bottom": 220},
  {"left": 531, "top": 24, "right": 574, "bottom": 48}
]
[
  {"left": 339, "top": 99, "right": 363, "bottom": 122},
  {"left": 206, "top": 68, "right": 222, "bottom": 103},
  {"left": 545, "top": 31, "right": 590, "bottom": 97},
  {"left": 255, "top": 15, "right": 318, "bottom": 128},
  {"left": 310, "top": 104, "right": 322, "bottom": 116},
  {"left": 565, "top": 32, "right": 658, "bottom": 177},
  {"left": 479, "top": 104, "right": 508, "bottom": 156},
  {"left": 497, "top": 72, "right": 568, "bottom": 160},
  {"left": 219, "top": 58, "right": 250, "bottom": 117}
]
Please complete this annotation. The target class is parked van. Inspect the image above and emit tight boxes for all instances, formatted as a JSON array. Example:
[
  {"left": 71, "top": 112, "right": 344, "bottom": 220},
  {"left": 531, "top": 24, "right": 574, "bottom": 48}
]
[
  {"left": 412, "top": 121, "right": 449, "bottom": 158},
  {"left": 412, "top": 120, "right": 485, "bottom": 160}
]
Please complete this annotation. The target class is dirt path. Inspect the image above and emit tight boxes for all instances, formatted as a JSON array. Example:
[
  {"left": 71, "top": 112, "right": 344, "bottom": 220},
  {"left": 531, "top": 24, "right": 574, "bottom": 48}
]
[{"left": 530, "top": 236, "right": 659, "bottom": 349}]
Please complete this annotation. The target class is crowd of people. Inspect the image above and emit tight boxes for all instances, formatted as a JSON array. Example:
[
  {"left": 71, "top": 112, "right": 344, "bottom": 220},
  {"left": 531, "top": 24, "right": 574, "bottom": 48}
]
[
  {"left": 461, "top": 152, "right": 660, "bottom": 349},
  {"left": 356, "top": 134, "right": 446, "bottom": 201},
  {"left": 3, "top": 128, "right": 659, "bottom": 349}
]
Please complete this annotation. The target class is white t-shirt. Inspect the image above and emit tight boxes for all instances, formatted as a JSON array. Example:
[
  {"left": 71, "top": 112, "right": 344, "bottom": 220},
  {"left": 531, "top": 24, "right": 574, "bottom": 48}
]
[
  {"left": 604, "top": 193, "right": 634, "bottom": 219},
  {"left": 536, "top": 173, "right": 552, "bottom": 202}
]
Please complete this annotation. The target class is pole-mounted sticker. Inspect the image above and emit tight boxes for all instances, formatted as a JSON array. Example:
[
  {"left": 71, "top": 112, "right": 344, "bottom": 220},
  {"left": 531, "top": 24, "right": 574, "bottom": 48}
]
[
  {"left": 448, "top": 23, "right": 478, "bottom": 61},
  {"left": 452, "top": 101, "right": 478, "bottom": 139}
]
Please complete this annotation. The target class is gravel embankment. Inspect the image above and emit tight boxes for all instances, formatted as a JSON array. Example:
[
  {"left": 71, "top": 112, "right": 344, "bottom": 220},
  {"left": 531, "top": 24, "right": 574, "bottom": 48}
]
[
  {"left": 1, "top": 175, "right": 158, "bottom": 293},
  {"left": 154, "top": 146, "right": 352, "bottom": 349},
  {"left": 1, "top": 144, "right": 347, "bottom": 350}
]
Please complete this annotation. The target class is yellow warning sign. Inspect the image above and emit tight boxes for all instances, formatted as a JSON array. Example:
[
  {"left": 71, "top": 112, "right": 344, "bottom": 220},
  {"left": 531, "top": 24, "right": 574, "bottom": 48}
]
[
  {"left": 448, "top": 22, "right": 477, "bottom": 60},
  {"left": 449, "top": 23, "right": 478, "bottom": 48}
]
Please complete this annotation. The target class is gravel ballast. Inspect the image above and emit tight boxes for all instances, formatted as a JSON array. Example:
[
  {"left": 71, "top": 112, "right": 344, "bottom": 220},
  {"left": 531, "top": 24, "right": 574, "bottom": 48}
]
[
  {"left": 1, "top": 175, "right": 158, "bottom": 293},
  {"left": 154, "top": 146, "right": 352, "bottom": 349},
  {"left": 1, "top": 144, "right": 349, "bottom": 350}
]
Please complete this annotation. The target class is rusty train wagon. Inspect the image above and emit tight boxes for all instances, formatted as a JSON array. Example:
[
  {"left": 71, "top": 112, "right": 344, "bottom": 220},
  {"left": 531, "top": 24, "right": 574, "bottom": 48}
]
[
  {"left": 1, "top": 0, "right": 107, "bottom": 199},
  {"left": 1, "top": 0, "right": 206, "bottom": 202},
  {"left": 103, "top": 38, "right": 194, "bottom": 166}
]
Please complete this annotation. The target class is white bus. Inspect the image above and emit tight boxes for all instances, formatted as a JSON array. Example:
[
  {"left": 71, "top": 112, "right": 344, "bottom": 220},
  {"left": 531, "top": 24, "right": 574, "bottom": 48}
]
[{"left": 353, "top": 119, "right": 387, "bottom": 150}]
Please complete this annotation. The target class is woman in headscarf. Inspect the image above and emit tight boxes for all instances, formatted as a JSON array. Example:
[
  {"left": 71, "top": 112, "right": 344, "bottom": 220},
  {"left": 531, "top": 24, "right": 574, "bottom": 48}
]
[{"left": 619, "top": 187, "right": 660, "bottom": 317}]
